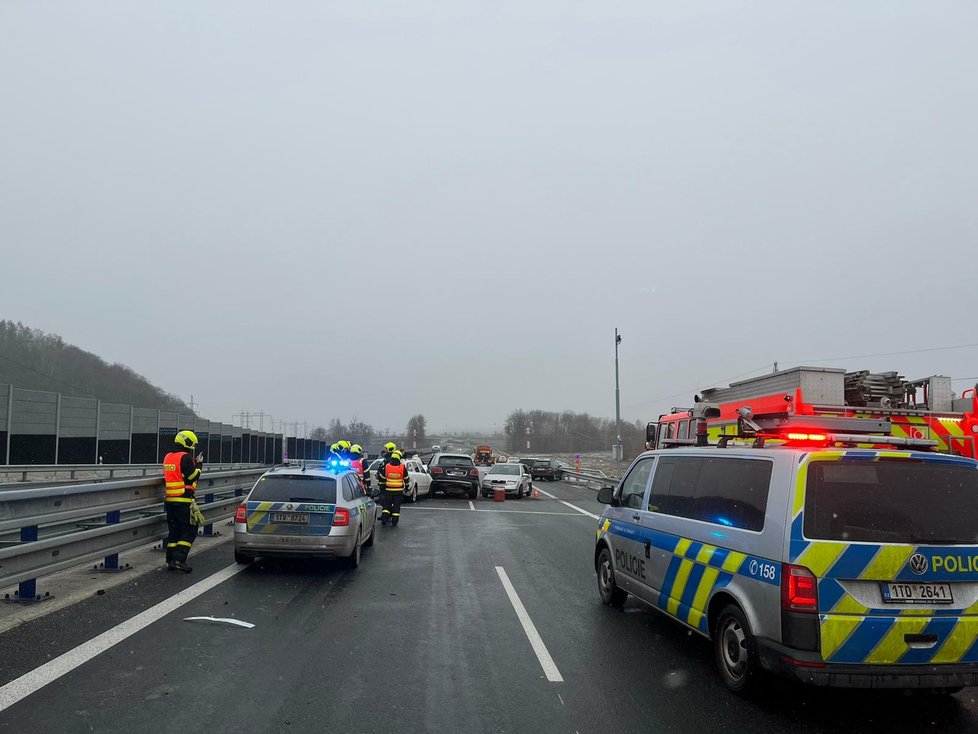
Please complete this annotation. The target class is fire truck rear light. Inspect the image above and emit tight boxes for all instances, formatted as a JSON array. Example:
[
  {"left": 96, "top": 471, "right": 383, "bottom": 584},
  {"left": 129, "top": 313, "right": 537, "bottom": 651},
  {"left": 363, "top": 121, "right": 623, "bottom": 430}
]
[{"left": 782, "top": 564, "right": 818, "bottom": 613}]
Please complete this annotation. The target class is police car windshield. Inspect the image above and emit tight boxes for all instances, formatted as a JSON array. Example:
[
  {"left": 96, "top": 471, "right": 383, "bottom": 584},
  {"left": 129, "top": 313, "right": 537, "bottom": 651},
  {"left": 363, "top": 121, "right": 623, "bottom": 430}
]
[
  {"left": 250, "top": 475, "right": 337, "bottom": 503},
  {"left": 489, "top": 465, "right": 519, "bottom": 475},
  {"left": 804, "top": 460, "right": 978, "bottom": 545}
]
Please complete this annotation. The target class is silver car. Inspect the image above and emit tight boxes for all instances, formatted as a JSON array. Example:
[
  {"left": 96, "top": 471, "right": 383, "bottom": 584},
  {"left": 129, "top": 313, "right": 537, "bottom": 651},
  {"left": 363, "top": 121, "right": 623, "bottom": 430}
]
[
  {"left": 481, "top": 462, "right": 533, "bottom": 498},
  {"left": 233, "top": 465, "right": 379, "bottom": 568}
]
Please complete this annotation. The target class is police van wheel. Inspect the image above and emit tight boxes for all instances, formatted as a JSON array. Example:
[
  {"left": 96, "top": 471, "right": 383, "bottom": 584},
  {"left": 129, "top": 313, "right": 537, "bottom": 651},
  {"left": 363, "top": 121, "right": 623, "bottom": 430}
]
[
  {"left": 234, "top": 551, "right": 253, "bottom": 565},
  {"left": 596, "top": 547, "right": 627, "bottom": 607},
  {"left": 363, "top": 525, "right": 375, "bottom": 548},
  {"left": 714, "top": 605, "right": 758, "bottom": 695}
]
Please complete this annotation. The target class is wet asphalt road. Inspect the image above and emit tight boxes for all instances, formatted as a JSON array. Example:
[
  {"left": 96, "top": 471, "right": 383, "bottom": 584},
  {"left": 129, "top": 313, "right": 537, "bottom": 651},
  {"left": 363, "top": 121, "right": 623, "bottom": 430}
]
[{"left": 1, "top": 480, "right": 977, "bottom": 733}]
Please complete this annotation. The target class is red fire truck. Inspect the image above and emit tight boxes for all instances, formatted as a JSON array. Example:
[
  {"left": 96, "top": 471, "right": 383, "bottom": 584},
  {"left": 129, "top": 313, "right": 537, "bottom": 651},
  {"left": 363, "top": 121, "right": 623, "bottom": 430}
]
[{"left": 649, "top": 367, "right": 978, "bottom": 458}]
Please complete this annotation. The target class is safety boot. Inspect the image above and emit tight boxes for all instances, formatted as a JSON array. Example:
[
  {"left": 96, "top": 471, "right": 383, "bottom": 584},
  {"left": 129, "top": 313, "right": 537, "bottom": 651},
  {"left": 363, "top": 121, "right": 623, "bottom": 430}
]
[
  {"left": 165, "top": 547, "right": 177, "bottom": 570},
  {"left": 173, "top": 561, "right": 193, "bottom": 573}
]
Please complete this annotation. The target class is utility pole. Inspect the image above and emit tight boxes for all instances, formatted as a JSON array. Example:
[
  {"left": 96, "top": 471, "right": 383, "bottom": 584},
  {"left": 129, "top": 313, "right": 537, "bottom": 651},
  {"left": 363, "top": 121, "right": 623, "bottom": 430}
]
[
  {"left": 615, "top": 328, "right": 622, "bottom": 479},
  {"left": 188, "top": 394, "right": 199, "bottom": 413},
  {"left": 526, "top": 419, "right": 533, "bottom": 452}
]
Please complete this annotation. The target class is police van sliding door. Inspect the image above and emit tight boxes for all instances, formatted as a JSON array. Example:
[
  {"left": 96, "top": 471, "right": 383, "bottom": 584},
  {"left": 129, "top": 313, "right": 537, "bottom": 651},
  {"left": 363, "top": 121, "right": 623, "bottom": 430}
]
[{"left": 611, "top": 457, "right": 656, "bottom": 596}]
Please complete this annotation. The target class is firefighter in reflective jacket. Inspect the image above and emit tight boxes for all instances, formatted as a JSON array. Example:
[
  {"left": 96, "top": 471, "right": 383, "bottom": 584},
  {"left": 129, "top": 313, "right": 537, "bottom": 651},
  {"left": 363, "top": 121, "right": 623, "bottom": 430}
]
[
  {"left": 379, "top": 450, "right": 407, "bottom": 526},
  {"left": 349, "top": 443, "right": 366, "bottom": 489},
  {"left": 162, "top": 430, "right": 203, "bottom": 572}
]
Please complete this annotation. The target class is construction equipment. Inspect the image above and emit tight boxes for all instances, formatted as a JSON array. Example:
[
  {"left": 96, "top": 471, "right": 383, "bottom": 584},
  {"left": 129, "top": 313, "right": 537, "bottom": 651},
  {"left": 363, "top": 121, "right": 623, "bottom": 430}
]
[
  {"left": 473, "top": 445, "right": 495, "bottom": 466},
  {"left": 647, "top": 366, "right": 978, "bottom": 458}
]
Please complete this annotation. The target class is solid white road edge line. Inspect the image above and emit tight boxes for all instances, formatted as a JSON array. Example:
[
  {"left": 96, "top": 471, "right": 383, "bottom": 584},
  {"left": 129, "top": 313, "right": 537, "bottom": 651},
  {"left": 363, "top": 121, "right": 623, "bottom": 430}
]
[
  {"left": 403, "top": 507, "right": 586, "bottom": 516},
  {"left": 0, "top": 562, "right": 246, "bottom": 713},
  {"left": 533, "top": 487, "right": 600, "bottom": 519},
  {"left": 495, "top": 566, "right": 564, "bottom": 683}
]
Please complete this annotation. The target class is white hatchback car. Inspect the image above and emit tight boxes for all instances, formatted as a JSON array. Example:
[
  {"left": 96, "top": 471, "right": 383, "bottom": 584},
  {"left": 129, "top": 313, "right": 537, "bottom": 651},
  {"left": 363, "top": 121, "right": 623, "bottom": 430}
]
[{"left": 366, "top": 457, "right": 432, "bottom": 502}]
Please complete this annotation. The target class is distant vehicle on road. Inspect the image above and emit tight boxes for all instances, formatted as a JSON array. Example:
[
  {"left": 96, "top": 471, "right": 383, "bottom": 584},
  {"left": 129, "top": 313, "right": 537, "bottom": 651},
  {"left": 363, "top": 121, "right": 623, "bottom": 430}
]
[
  {"left": 428, "top": 453, "right": 480, "bottom": 499},
  {"left": 481, "top": 462, "right": 533, "bottom": 498},
  {"left": 233, "top": 466, "right": 378, "bottom": 568},
  {"left": 474, "top": 445, "right": 494, "bottom": 466},
  {"left": 507, "top": 457, "right": 521, "bottom": 464},
  {"left": 525, "top": 458, "right": 561, "bottom": 481}
]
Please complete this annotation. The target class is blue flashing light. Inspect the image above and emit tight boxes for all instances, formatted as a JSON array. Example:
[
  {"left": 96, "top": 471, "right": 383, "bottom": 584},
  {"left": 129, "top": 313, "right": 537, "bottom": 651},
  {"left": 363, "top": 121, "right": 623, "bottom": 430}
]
[
  {"left": 711, "top": 531, "right": 727, "bottom": 539},
  {"left": 713, "top": 516, "right": 734, "bottom": 527}
]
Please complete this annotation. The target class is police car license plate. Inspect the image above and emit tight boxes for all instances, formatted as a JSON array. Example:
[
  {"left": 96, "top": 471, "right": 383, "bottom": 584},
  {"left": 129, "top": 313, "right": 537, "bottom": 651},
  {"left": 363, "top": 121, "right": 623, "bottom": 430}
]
[
  {"left": 271, "top": 512, "right": 309, "bottom": 524},
  {"left": 881, "top": 582, "right": 953, "bottom": 604}
]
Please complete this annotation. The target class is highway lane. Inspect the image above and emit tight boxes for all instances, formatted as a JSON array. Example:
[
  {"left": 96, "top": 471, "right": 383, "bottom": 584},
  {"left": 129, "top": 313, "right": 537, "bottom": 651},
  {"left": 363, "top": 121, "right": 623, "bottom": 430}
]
[{"left": 1, "top": 480, "right": 977, "bottom": 733}]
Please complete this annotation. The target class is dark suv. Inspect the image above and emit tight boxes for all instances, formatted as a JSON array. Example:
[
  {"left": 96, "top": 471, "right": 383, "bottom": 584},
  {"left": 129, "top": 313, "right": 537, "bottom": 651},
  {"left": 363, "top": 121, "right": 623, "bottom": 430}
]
[
  {"left": 428, "top": 453, "right": 480, "bottom": 499},
  {"left": 524, "top": 458, "right": 561, "bottom": 481}
]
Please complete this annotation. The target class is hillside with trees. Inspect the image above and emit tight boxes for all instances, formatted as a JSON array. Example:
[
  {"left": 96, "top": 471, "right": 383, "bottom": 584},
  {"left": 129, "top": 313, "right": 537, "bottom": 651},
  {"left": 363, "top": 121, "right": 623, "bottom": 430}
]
[
  {"left": 0, "top": 320, "right": 193, "bottom": 412},
  {"left": 504, "top": 409, "right": 646, "bottom": 456}
]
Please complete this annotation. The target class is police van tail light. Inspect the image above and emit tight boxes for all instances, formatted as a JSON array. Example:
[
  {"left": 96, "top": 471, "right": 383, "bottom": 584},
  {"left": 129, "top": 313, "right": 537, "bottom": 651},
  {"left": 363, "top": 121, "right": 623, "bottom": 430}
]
[
  {"left": 781, "top": 564, "right": 818, "bottom": 613},
  {"left": 333, "top": 507, "right": 351, "bottom": 526},
  {"left": 234, "top": 505, "right": 247, "bottom": 523}
]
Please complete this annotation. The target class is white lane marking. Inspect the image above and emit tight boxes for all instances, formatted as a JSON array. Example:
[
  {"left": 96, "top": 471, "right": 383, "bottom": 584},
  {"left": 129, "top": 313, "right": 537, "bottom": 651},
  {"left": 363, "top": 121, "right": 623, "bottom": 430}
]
[
  {"left": 495, "top": 566, "right": 564, "bottom": 683},
  {"left": 403, "top": 507, "right": 586, "bottom": 517},
  {"left": 533, "top": 487, "right": 600, "bottom": 519},
  {"left": 0, "top": 563, "right": 246, "bottom": 713},
  {"left": 468, "top": 500, "right": 476, "bottom": 511}
]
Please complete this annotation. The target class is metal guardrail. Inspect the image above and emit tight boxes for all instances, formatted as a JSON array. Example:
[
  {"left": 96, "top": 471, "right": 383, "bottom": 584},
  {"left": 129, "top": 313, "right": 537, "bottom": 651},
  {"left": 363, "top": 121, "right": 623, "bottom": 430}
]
[
  {"left": 560, "top": 467, "right": 617, "bottom": 489},
  {"left": 0, "top": 462, "right": 264, "bottom": 484},
  {"left": 0, "top": 467, "right": 268, "bottom": 601}
]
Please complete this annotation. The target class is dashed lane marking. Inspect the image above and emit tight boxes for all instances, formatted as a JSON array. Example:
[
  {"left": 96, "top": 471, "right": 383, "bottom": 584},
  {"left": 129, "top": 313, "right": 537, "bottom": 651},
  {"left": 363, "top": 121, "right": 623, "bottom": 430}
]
[
  {"left": 532, "top": 487, "right": 600, "bottom": 519},
  {"left": 495, "top": 566, "right": 564, "bottom": 683},
  {"left": 0, "top": 563, "right": 246, "bottom": 713},
  {"left": 468, "top": 500, "right": 476, "bottom": 511}
]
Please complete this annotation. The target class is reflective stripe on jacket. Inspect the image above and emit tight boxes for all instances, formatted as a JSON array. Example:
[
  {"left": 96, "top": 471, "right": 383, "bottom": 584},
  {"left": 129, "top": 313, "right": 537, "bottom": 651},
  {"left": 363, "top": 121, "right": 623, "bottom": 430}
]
[
  {"left": 384, "top": 462, "right": 406, "bottom": 490},
  {"left": 163, "top": 450, "right": 197, "bottom": 502}
]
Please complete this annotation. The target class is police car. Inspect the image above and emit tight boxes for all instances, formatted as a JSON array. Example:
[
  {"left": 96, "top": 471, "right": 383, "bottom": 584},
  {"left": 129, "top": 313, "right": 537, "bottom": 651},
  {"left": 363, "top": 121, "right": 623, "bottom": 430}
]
[
  {"left": 594, "top": 429, "right": 978, "bottom": 694},
  {"left": 233, "top": 464, "right": 379, "bottom": 568}
]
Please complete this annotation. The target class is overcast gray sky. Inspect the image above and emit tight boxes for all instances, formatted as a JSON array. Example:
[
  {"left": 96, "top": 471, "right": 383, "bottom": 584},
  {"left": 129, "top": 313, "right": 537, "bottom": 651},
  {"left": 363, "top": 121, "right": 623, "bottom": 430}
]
[{"left": 2, "top": 1, "right": 976, "bottom": 434}]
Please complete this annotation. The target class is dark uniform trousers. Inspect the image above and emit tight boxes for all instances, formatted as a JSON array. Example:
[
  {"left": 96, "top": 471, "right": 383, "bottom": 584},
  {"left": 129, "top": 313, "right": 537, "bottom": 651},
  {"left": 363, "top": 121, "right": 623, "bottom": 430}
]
[
  {"left": 381, "top": 490, "right": 403, "bottom": 524},
  {"left": 165, "top": 501, "right": 197, "bottom": 563}
]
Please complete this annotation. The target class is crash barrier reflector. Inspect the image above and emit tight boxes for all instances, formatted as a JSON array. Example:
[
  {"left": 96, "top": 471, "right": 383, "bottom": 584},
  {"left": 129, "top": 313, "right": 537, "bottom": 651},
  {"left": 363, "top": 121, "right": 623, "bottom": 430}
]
[{"left": 0, "top": 467, "right": 267, "bottom": 600}]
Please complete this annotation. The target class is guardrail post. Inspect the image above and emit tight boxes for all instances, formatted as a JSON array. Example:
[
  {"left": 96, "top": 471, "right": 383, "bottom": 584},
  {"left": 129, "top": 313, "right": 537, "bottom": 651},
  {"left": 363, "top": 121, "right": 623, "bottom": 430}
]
[
  {"left": 103, "top": 510, "right": 121, "bottom": 570},
  {"left": 18, "top": 525, "right": 39, "bottom": 601},
  {"left": 202, "top": 493, "right": 215, "bottom": 536}
]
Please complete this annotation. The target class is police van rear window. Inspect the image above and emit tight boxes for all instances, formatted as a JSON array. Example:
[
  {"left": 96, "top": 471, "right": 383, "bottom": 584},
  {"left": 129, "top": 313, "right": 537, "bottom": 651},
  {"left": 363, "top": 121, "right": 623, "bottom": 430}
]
[
  {"left": 804, "top": 460, "right": 978, "bottom": 544},
  {"left": 250, "top": 475, "right": 337, "bottom": 504}
]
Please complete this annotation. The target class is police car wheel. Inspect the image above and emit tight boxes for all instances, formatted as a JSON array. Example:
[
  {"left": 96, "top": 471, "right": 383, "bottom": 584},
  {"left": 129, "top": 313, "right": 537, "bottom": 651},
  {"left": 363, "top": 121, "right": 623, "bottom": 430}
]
[
  {"left": 714, "top": 605, "right": 757, "bottom": 694},
  {"left": 363, "top": 524, "right": 375, "bottom": 548},
  {"left": 346, "top": 537, "right": 362, "bottom": 569},
  {"left": 596, "top": 547, "right": 627, "bottom": 607},
  {"left": 233, "top": 550, "right": 253, "bottom": 565}
]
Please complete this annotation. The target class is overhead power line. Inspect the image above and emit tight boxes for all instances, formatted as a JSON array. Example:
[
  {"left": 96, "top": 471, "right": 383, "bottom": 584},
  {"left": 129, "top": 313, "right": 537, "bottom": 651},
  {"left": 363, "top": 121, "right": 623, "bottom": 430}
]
[{"left": 0, "top": 351, "right": 98, "bottom": 398}]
